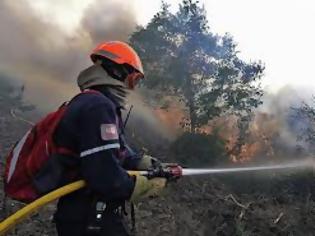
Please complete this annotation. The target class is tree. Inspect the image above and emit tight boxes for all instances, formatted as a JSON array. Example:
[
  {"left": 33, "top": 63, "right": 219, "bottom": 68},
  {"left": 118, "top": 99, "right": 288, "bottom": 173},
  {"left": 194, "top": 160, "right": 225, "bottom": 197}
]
[
  {"left": 291, "top": 97, "right": 315, "bottom": 153},
  {"left": 130, "top": 0, "right": 264, "bottom": 133}
]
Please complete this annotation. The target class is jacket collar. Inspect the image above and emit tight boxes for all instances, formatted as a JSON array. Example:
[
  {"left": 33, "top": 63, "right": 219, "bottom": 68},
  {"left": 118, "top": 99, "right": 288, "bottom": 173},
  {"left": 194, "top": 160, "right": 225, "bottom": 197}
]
[{"left": 84, "top": 88, "right": 125, "bottom": 110}]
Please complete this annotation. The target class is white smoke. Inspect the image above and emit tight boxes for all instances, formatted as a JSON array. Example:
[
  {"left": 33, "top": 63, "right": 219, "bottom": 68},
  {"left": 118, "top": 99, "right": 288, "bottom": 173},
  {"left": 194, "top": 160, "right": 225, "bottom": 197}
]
[
  {"left": 0, "top": 0, "right": 174, "bottom": 143},
  {"left": 0, "top": 0, "right": 138, "bottom": 108}
]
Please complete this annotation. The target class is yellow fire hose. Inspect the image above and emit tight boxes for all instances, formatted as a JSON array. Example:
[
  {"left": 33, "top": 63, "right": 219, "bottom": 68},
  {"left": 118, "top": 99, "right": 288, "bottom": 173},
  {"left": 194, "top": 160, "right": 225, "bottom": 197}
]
[{"left": 0, "top": 171, "right": 140, "bottom": 235}]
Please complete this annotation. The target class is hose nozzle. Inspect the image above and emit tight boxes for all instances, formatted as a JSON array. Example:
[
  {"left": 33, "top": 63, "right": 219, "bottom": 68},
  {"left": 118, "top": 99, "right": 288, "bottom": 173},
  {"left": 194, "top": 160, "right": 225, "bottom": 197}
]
[{"left": 146, "top": 163, "right": 183, "bottom": 180}]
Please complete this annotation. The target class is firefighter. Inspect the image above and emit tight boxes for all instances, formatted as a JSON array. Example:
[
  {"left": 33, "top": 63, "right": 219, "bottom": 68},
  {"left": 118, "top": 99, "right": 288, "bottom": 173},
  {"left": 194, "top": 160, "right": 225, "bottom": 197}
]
[{"left": 53, "top": 41, "right": 166, "bottom": 236}]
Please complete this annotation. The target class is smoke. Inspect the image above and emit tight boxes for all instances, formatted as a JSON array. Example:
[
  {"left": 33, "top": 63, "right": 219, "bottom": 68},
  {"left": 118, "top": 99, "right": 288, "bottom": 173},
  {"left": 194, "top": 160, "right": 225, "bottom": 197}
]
[
  {"left": 125, "top": 91, "right": 176, "bottom": 153},
  {"left": 0, "top": 0, "right": 137, "bottom": 108},
  {"left": 260, "top": 86, "right": 313, "bottom": 147},
  {"left": 236, "top": 86, "right": 315, "bottom": 162},
  {"left": 81, "top": 0, "right": 137, "bottom": 45},
  {"left": 0, "top": 0, "right": 174, "bottom": 144},
  {"left": 0, "top": 1, "right": 86, "bottom": 81}
]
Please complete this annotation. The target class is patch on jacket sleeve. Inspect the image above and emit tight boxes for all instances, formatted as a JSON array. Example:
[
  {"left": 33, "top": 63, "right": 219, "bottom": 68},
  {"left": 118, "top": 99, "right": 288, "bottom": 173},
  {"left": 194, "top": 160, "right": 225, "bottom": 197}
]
[{"left": 101, "top": 124, "right": 119, "bottom": 141}]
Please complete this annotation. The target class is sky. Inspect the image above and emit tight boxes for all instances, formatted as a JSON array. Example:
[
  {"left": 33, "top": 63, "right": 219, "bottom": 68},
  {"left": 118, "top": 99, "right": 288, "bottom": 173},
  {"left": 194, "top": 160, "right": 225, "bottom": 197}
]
[{"left": 26, "top": 0, "right": 315, "bottom": 92}]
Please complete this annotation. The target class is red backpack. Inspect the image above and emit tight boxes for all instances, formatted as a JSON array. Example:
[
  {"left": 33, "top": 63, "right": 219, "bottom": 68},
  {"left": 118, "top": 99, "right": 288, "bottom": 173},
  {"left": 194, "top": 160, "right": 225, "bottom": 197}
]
[
  {"left": 3, "top": 91, "right": 99, "bottom": 203},
  {"left": 3, "top": 103, "right": 74, "bottom": 202}
]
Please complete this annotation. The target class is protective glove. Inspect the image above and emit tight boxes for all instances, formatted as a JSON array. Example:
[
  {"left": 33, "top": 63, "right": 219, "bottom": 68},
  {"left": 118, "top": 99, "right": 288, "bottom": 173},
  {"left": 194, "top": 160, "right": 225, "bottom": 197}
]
[
  {"left": 129, "top": 175, "right": 166, "bottom": 203},
  {"left": 137, "top": 154, "right": 161, "bottom": 170}
]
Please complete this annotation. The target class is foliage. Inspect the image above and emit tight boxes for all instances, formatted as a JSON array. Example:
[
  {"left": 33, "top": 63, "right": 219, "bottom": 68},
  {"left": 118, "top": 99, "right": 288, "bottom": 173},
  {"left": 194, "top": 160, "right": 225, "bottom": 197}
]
[
  {"left": 130, "top": 0, "right": 264, "bottom": 133},
  {"left": 291, "top": 97, "right": 315, "bottom": 153},
  {"left": 169, "top": 131, "right": 227, "bottom": 166}
]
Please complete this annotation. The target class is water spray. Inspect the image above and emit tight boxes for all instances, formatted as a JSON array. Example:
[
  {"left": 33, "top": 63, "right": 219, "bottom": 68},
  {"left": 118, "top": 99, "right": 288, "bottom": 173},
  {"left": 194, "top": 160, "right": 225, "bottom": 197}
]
[
  {"left": 182, "top": 160, "right": 313, "bottom": 176},
  {"left": 141, "top": 159, "right": 314, "bottom": 180}
]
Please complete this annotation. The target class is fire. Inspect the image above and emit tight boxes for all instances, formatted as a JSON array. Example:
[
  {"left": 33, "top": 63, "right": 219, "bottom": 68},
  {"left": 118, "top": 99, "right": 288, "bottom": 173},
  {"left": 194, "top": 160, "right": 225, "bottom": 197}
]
[
  {"left": 153, "top": 100, "right": 282, "bottom": 163},
  {"left": 227, "top": 112, "right": 279, "bottom": 162}
]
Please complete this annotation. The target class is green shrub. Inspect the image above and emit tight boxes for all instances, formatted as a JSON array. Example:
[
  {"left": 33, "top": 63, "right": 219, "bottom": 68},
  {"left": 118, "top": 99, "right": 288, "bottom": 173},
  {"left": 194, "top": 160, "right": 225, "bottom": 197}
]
[{"left": 170, "top": 132, "right": 227, "bottom": 167}]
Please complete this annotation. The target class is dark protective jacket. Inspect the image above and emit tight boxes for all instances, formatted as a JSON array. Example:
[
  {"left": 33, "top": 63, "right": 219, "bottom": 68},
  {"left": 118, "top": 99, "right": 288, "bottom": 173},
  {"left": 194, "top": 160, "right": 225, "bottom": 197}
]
[{"left": 52, "top": 89, "right": 140, "bottom": 224}]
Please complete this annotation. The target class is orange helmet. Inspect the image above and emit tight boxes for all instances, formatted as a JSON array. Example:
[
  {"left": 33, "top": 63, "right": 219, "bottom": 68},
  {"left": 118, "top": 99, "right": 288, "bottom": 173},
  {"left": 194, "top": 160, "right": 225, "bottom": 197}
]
[
  {"left": 90, "top": 41, "right": 144, "bottom": 90},
  {"left": 91, "top": 41, "right": 144, "bottom": 76}
]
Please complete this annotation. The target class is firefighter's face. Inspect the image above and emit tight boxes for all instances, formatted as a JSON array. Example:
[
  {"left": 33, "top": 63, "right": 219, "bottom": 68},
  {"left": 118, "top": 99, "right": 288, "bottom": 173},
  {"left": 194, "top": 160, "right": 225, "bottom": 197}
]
[
  {"left": 125, "top": 72, "right": 143, "bottom": 90},
  {"left": 97, "top": 59, "right": 143, "bottom": 89}
]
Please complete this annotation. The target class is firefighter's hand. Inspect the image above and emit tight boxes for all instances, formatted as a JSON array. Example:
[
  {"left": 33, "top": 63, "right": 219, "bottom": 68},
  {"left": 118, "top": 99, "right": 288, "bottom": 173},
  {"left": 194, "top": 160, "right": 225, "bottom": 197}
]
[
  {"left": 129, "top": 176, "right": 166, "bottom": 203},
  {"left": 137, "top": 154, "right": 161, "bottom": 170}
]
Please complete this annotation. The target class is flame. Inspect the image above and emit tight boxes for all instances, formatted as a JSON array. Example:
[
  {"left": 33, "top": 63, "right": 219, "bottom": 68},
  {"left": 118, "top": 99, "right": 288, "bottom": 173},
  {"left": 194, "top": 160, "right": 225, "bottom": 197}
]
[
  {"left": 152, "top": 100, "right": 283, "bottom": 163},
  {"left": 227, "top": 112, "right": 279, "bottom": 162}
]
